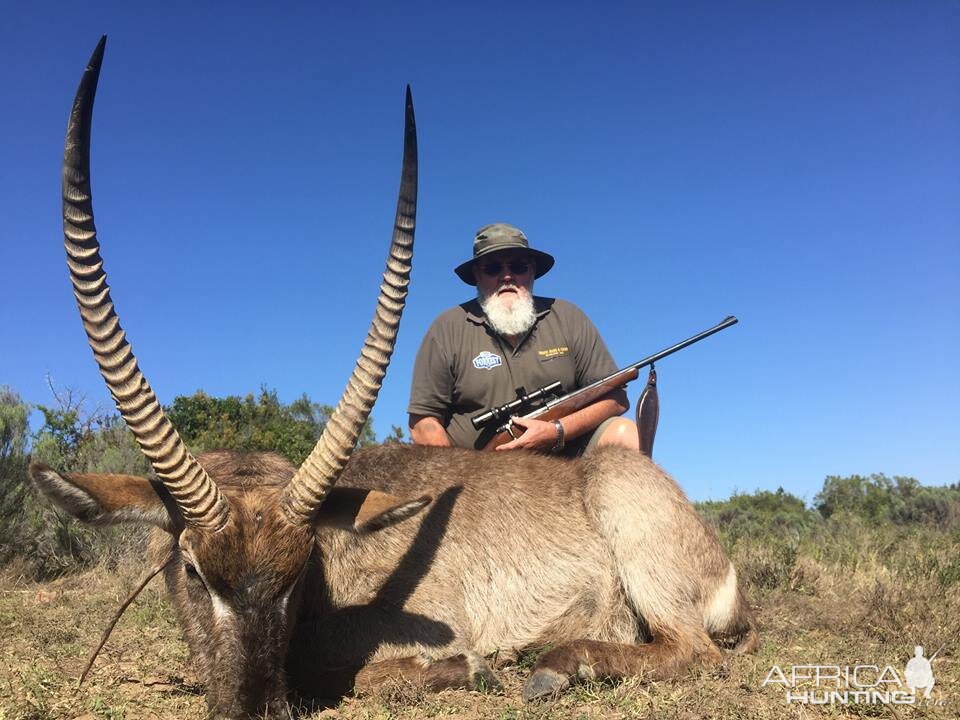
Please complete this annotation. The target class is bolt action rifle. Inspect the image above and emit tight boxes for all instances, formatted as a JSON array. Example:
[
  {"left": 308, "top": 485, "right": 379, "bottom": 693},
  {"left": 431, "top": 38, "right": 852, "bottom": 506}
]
[{"left": 474, "top": 316, "right": 739, "bottom": 453}]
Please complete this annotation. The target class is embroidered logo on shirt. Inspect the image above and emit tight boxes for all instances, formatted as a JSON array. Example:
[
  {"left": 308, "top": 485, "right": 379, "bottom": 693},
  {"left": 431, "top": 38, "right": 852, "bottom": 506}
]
[
  {"left": 538, "top": 346, "right": 570, "bottom": 361},
  {"left": 472, "top": 351, "right": 503, "bottom": 370}
]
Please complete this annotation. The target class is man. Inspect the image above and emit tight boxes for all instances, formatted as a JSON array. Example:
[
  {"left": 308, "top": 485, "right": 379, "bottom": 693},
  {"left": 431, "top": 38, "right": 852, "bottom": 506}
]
[{"left": 408, "top": 223, "right": 639, "bottom": 455}]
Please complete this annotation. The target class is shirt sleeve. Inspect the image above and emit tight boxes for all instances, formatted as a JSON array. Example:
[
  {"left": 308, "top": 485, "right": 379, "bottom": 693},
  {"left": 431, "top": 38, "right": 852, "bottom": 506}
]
[
  {"left": 563, "top": 301, "right": 619, "bottom": 387},
  {"left": 407, "top": 326, "right": 453, "bottom": 422}
]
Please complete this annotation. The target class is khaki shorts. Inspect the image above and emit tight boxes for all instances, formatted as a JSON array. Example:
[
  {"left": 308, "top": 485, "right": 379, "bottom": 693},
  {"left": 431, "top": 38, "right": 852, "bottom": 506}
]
[{"left": 559, "top": 416, "right": 618, "bottom": 458}]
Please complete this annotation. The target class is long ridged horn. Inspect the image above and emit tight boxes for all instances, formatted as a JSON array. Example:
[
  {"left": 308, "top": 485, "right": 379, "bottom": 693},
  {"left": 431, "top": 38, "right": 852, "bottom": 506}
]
[
  {"left": 63, "top": 37, "right": 229, "bottom": 532},
  {"left": 281, "top": 88, "right": 417, "bottom": 524}
]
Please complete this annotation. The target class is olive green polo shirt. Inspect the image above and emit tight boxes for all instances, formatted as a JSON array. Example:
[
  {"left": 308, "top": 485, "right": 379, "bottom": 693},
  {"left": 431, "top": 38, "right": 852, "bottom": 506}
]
[{"left": 408, "top": 297, "right": 618, "bottom": 450}]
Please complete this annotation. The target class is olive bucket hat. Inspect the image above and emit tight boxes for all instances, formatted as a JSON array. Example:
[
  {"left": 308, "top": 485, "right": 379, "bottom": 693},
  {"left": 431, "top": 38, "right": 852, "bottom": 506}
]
[{"left": 454, "top": 223, "right": 555, "bottom": 285}]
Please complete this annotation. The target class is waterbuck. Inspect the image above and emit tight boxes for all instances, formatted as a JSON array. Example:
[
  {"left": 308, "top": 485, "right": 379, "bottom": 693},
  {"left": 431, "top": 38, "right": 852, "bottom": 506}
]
[{"left": 32, "top": 37, "right": 758, "bottom": 719}]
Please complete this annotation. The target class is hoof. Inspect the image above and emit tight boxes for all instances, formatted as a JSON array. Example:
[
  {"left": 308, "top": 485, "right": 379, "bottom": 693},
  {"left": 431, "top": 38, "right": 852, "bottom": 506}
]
[
  {"left": 522, "top": 668, "right": 569, "bottom": 702},
  {"left": 465, "top": 652, "right": 502, "bottom": 693}
]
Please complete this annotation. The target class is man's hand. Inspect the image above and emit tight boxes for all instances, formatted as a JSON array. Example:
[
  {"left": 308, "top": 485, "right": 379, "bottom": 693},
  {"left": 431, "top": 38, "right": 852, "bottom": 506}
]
[
  {"left": 487, "top": 390, "right": 630, "bottom": 453},
  {"left": 494, "top": 416, "right": 561, "bottom": 452}
]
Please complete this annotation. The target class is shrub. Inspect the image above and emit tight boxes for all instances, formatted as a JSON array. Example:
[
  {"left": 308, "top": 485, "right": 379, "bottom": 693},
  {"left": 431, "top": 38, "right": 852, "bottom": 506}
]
[
  {"left": 1, "top": 386, "right": 148, "bottom": 579},
  {"left": 815, "top": 473, "right": 960, "bottom": 529},
  {"left": 166, "top": 387, "right": 379, "bottom": 464},
  {"left": 697, "top": 487, "right": 818, "bottom": 545}
]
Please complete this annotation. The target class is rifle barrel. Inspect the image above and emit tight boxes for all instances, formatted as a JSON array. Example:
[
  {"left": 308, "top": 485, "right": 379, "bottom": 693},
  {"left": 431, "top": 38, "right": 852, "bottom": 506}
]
[
  {"left": 626, "top": 316, "right": 738, "bottom": 373},
  {"left": 539, "top": 315, "right": 738, "bottom": 412}
]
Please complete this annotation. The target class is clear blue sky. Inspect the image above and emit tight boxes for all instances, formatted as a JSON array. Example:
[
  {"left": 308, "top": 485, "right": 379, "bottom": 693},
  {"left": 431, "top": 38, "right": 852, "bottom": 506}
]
[{"left": 2, "top": 2, "right": 957, "bottom": 501}]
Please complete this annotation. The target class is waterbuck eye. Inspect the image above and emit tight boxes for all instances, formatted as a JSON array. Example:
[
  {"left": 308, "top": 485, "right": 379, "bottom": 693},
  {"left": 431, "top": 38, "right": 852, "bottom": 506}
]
[{"left": 184, "top": 562, "right": 200, "bottom": 579}]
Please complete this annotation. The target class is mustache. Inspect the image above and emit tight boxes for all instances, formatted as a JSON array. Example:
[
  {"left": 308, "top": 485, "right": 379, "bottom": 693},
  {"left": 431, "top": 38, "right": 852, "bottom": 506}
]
[
  {"left": 479, "top": 284, "right": 526, "bottom": 302},
  {"left": 494, "top": 283, "right": 529, "bottom": 295}
]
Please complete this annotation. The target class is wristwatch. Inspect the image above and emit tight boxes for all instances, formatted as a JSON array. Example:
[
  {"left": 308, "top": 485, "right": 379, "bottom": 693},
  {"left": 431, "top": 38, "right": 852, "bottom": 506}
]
[{"left": 551, "top": 420, "right": 565, "bottom": 453}]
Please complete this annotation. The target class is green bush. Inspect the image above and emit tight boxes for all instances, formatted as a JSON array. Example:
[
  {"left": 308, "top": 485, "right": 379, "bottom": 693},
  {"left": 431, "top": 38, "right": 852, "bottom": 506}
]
[
  {"left": 167, "top": 387, "right": 379, "bottom": 464},
  {"left": 697, "top": 487, "right": 818, "bottom": 545},
  {"left": 1, "top": 387, "right": 36, "bottom": 568},
  {"left": 815, "top": 473, "right": 960, "bottom": 529},
  {"left": 1, "top": 387, "right": 149, "bottom": 579}
]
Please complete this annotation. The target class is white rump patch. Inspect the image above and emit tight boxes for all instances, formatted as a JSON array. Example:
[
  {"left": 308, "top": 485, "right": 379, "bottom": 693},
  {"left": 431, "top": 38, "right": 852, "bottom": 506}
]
[{"left": 704, "top": 562, "right": 738, "bottom": 632}]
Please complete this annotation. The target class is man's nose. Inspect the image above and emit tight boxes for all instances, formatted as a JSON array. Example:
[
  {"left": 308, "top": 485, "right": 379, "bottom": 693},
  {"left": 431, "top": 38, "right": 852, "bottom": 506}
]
[{"left": 498, "top": 264, "right": 519, "bottom": 280}]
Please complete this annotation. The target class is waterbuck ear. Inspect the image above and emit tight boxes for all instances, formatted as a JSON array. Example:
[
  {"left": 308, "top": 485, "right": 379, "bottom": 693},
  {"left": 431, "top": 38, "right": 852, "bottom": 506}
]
[
  {"left": 29, "top": 462, "right": 181, "bottom": 532},
  {"left": 315, "top": 487, "right": 432, "bottom": 534}
]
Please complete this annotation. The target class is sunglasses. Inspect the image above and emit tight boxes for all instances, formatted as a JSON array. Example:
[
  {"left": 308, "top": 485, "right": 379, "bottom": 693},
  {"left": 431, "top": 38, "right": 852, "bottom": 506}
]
[{"left": 480, "top": 260, "right": 532, "bottom": 277}]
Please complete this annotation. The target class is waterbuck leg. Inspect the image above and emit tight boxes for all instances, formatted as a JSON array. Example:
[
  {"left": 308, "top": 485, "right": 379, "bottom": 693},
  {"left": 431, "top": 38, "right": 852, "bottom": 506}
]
[
  {"left": 354, "top": 651, "right": 501, "bottom": 695},
  {"left": 522, "top": 633, "right": 722, "bottom": 702}
]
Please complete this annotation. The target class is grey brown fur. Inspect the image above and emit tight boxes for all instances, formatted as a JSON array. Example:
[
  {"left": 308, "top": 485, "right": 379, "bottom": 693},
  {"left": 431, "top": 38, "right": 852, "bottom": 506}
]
[{"left": 34, "top": 444, "right": 756, "bottom": 717}]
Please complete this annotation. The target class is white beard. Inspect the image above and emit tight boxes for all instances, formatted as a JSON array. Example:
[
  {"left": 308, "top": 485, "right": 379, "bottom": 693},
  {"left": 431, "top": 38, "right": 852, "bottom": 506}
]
[{"left": 480, "top": 285, "right": 537, "bottom": 337}]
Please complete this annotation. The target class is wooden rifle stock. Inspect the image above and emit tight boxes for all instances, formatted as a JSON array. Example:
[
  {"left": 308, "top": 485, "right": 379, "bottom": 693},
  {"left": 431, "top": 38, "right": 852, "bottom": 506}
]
[
  {"left": 480, "top": 316, "right": 738, "bottom": 451},
  {"left": 481, "top": 368, "right": 637, "bottom": 451}
]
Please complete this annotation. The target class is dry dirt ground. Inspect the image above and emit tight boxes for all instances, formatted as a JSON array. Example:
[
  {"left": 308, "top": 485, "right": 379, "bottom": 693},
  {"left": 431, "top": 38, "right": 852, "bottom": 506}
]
[{"left": 1, "top": 530, "right": 957, "bottom": 720}]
